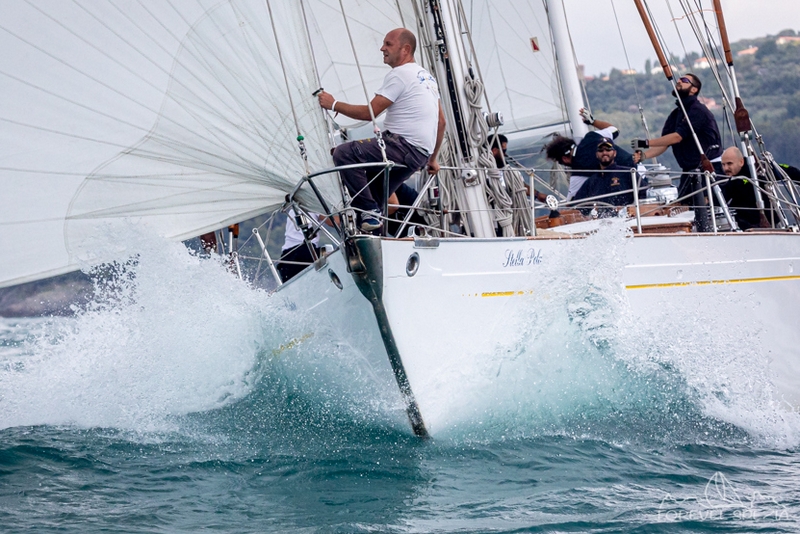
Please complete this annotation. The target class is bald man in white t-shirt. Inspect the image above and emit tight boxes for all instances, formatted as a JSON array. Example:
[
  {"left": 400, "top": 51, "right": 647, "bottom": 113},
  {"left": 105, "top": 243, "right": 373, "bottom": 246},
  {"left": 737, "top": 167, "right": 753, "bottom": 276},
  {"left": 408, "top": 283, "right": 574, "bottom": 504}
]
[{"left": 318, "top": 28, "right": 446, "bottom": 232}]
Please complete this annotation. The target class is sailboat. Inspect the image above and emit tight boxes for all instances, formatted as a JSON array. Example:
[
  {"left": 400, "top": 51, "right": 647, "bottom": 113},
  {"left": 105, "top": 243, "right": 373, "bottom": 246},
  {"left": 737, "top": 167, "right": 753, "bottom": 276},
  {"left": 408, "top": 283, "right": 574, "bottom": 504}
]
[{"left": 1, "top": 1, "right": 799, "bottom": 437}]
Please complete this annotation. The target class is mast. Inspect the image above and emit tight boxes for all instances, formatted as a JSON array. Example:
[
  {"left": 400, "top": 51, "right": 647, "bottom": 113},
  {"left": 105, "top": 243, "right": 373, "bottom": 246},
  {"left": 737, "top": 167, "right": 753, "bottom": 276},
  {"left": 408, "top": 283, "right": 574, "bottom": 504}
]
[
  {"left": 546, "top": 0, "right": 588, "bottom": 138},
  {"left": 420, "top": 0, "right": 496, "bottom": 237}
]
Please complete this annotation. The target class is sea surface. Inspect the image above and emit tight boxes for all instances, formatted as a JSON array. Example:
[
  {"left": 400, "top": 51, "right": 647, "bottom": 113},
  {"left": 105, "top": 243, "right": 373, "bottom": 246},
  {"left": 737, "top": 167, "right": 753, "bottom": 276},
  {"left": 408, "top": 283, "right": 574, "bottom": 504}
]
[{"left": 1, "top": 228, "right": 800, "bottom": 533}]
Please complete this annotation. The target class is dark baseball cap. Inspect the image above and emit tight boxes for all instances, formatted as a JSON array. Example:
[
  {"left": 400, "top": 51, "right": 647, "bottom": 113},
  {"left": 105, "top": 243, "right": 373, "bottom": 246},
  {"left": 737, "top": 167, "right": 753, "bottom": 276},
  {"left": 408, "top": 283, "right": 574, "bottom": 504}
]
[{"left": 596, "top": 137, "right": 614, "bottom": 150}]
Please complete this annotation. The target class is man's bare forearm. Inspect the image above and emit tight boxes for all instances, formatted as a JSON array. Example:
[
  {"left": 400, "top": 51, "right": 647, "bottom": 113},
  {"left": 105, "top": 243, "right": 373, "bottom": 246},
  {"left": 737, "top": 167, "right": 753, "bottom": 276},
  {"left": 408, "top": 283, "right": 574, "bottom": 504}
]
[
  {"left": 317, "top": 91, "right": 392, "bottom": 121},
  {"left": 330, "top": 101, "right": 373, "bottom": 121}
]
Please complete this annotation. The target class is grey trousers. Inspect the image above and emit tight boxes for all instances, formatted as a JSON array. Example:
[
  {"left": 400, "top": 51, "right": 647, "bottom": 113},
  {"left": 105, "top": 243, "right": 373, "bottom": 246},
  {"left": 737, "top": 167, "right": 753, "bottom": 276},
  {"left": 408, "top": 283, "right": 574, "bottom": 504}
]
[{"left": 332, "top": 132, "right": 429, "bottom": 212}]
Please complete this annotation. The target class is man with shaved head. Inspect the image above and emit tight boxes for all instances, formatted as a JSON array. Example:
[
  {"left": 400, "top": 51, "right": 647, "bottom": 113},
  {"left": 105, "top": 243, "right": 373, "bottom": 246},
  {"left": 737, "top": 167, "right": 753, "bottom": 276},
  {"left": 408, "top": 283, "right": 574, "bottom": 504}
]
[
  {"left": 721, "top": 146, "right": 746, "bottom": 177},
  {"left": 720, "top": 146, "right": 763, "bottom": 230},
  {"left": 318, "top": 28, "right": 446, "bottom": 232}
]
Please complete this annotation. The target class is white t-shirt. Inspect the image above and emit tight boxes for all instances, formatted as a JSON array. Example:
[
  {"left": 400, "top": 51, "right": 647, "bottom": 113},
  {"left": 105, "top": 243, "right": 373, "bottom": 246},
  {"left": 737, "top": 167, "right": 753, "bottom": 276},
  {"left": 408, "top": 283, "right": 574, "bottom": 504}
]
[
  {"left": 376, "top": 63, "right": 440, "bottom": 154},
  {"left": 283, "top": 209, "right": 321, "bottom": 250}
]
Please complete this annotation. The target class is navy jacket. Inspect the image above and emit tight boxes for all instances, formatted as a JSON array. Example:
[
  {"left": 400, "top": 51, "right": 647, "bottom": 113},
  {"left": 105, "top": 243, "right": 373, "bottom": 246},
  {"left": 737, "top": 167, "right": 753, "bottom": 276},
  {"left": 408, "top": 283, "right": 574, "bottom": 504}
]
[
  {"left": 572, "top": 130, "right": 635, "bottom": 175},
  {"left": 720, "top": 165, "right": 762, "bottom": 230},
  {"left": 662, "top": 95, "right": 721, "bottom": 171},
  {"left": 574, "top": 163, "right": 646, "bottom": 207}
]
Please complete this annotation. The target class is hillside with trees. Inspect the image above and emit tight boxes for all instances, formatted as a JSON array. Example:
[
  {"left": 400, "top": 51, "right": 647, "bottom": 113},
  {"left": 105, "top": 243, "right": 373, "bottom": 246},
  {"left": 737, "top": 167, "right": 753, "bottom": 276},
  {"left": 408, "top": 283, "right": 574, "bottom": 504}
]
[{"left": 584, "top": 30, "right": 800, "bottom": 169}]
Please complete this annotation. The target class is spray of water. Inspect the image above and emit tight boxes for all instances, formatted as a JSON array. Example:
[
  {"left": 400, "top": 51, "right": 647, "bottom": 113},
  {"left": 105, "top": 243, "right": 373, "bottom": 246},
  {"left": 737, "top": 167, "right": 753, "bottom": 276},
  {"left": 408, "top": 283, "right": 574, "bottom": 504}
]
[
  {"left": 0, "top": 221, "right": 797, "bottom": 448},
  {"left": 0, "top": 228, "right": 276, "bottom": 431},
  {"left": 423, "top": 220, "right": 800, "bottom": 447}
]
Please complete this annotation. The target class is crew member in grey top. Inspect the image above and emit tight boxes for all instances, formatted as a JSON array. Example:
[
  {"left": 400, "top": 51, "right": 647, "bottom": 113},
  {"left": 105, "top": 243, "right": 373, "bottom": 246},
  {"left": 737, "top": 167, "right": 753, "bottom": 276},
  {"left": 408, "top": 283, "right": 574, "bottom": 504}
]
[{"left": 317, "top": 28, "right": 446, "bottom": 232}]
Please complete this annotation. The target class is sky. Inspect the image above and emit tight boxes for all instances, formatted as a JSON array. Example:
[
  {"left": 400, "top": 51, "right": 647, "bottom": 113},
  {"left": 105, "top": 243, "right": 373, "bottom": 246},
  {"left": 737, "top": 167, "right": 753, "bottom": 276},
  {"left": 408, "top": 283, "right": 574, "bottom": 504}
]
[{"left": 564, "top": 0, "right": 800, "bottom": 76}]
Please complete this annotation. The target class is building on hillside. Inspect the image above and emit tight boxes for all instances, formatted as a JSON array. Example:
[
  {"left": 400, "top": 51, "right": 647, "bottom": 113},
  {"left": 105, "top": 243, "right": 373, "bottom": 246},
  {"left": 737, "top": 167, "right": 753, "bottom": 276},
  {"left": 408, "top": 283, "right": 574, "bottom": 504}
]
[
  {"left": 650, "top": 64, "right": 681, "bottom": 75},
  {"left": 692, "top": 57, "right": 722, "bottom": 70},
  {"left": 776, "top": 36, "right": 800, "bottom": 46},
  {"left": 620, "top": 69, "right": 637, "bottom": 76},
  {"left": 737, "top": 46, "right": 758, "bottom": 56},
  {"left": 698, "top": 96, "right": 718, "bottom": 110}
]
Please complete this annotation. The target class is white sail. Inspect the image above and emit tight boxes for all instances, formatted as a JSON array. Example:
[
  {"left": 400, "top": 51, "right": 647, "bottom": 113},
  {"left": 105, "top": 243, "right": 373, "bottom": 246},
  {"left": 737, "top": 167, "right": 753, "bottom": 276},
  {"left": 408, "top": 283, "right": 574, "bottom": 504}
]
[
  {"left": 0, "top": 0, "right": 339, "bottom": 288},
  {"left": 302, "top": 0, "right": 417, "bottom": 132},
  {"left": 462, "top": 0, "right": 570, "bottom": 136}
]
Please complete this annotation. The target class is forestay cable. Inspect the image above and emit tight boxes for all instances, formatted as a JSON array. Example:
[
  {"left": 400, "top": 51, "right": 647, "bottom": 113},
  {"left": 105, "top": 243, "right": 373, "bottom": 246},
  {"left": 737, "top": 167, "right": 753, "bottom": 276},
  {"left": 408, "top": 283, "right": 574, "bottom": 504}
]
[
  {"left": 337, "top": 0, "right": 388, "bottom": 162},
  {"left": 264, "top": 0, "right": 311, "bottom": 175}
]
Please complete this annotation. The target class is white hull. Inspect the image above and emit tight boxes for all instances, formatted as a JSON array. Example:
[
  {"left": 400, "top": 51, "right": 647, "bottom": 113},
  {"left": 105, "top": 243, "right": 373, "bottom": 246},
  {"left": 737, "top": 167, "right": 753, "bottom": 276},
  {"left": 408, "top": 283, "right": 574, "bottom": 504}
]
[{"left": 273, "top": 230, "right": 800, "bottom": 436}]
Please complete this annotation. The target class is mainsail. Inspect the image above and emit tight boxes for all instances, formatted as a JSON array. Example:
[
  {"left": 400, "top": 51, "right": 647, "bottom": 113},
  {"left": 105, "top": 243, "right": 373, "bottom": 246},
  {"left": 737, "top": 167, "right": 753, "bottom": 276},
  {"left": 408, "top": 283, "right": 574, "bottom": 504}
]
[
  {"left": 0, "top": 0, "right": 408, "bottom": 288},
  {"left": 463, "top": 0, "right": 570, "bottom": 137}
]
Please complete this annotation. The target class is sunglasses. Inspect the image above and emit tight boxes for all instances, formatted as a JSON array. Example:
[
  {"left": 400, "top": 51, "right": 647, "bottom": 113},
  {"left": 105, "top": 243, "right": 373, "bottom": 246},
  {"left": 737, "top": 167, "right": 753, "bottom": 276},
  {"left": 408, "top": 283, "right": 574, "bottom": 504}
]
[
  {"left": 679, "top": 76, "right": 697, "bottom": 88},
  {"left": 596, "top": 146, "right": 615, "bottom": 153}
]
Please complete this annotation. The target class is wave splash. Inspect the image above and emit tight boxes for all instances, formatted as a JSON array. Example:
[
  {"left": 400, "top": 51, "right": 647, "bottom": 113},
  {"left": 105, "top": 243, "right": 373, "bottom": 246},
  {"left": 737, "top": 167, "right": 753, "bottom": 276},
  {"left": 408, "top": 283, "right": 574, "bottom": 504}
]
[
  {"left": 0, "top": 228, "right": 279, "bottom": 432},
  {"left": 420, "top": 221, "right": 800, "bottom": 448},
  {"left": 1, "top": 221, "right": 798, "bottom": 448}
]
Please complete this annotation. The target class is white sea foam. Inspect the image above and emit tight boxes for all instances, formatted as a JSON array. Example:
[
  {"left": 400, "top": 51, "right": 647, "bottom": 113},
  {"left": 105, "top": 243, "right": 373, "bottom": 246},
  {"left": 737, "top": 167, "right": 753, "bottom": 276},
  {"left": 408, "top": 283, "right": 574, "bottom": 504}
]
[
  {"left": 0, "top": 227, "right": 274, "bottom": 431},
  {"left": 1, "top": 220, "right": 798, "bottom": 447},
  {"left": 425, "top": 220, "right": 800, "bottom": 447}
]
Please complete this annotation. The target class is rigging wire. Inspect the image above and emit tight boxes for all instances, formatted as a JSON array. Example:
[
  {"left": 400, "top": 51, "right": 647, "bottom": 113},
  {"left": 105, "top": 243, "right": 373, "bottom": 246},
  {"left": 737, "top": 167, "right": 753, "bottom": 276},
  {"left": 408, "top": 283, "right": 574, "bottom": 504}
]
[
  {"left": 336, "top": 0, "right": 388, "bottom": 162},
  {"left": 645, "top": 0, "right": 677, "bottom": 76},
  {"left": 682, "top": 0, "right": 737, "bottom": 141},
  {"left": 298, "top": 0, "right": 338, "bottom": 152},
  {"left": 609, "top": 0, "right": 652, "bottom": 139},
  {"left": 455, "top": 0, "right": 495, "bottom": 118},
  {"left": 641, "top": 0, "right": 711, "bottom": 168},
  {"left": 264, "top": 0, "right": 310, "bottom": 175},
  {"left": 664, "top": 0, "right": 690, "bottom": 62},
  {"left": 394, "top": 0, "right": 407, "bottom": 28}
]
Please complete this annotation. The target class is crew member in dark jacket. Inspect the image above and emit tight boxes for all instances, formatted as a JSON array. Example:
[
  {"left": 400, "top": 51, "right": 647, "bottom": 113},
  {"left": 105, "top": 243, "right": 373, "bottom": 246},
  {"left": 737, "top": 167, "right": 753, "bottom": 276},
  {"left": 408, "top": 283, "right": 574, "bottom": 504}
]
[
  {"left": 544, "top": 109, "right": 635, "bottom": 200},
  {"left": 573, "top": 138, "right": 647, "bottom": 212},
  {"left": 719, "top": 146, "right": 767, "bottom": 230},
  {"left": 633, "top": 73, "right": 722, "bottom": 199}
]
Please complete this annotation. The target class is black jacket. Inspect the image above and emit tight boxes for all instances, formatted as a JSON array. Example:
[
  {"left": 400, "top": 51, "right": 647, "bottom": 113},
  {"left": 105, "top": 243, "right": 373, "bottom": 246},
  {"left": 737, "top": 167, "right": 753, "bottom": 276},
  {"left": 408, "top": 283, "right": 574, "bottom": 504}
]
[
  {"left": 661, "top": 94, "right": 721, "bottom": 170},
  {"left": 574, "top": 163, "right": 646, "bottom": 207}
]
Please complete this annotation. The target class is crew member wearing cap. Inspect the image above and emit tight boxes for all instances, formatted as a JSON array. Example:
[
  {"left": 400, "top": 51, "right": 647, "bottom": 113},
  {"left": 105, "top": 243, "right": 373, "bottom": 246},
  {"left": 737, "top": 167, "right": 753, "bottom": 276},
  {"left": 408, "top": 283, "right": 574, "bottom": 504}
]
[
  {"left": 573, "top": 138, "right": 646, "bottom": 209},
  {"left": 544, "top": 108, "right": 634, "bottom": 200},
  {"left": 632, "top": 73, "right": 721, "bottom": 200}
]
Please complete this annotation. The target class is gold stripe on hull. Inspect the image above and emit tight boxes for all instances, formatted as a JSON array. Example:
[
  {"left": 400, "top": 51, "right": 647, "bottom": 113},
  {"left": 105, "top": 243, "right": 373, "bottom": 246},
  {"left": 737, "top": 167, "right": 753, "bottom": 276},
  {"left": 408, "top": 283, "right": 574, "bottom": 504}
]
[{"left": 625, "top": 274, "right": 800, "bottom": 290}]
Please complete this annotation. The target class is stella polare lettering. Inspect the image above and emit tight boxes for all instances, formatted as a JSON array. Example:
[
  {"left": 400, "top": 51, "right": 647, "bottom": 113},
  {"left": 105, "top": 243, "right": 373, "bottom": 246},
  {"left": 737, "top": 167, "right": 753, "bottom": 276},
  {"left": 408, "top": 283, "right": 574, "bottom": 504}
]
[{"left": 502, "top": 248, "right": 542, "bottom": 267}]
